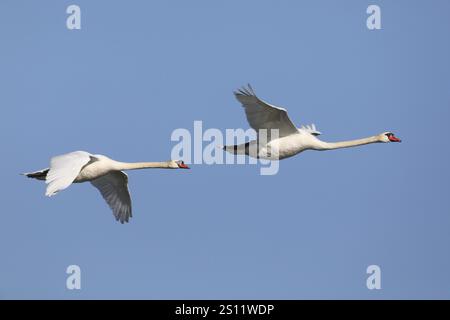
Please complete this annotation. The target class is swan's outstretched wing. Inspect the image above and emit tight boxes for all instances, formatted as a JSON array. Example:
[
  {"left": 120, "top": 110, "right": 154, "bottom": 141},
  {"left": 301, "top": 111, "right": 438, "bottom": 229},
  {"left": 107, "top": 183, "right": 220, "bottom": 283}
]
[
  {"left": 234, "top": 85, "right": 299, "bottom": 138},
  {"left": 45, "top": 151, "right": 94, "bottom": 197},
  {"left": 91, "top": 171, "right": 132, "bottom": 224}
]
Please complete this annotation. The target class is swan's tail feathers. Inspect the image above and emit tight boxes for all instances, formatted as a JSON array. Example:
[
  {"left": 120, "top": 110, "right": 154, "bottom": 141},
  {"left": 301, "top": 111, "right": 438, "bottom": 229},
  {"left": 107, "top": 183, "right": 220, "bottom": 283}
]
[
  {"left": 223, "top": 142, "right": 250, "bottom": 155},
  {"left": 222, "top": 141, "right": 260, "bottom": 158},
  {"left": 22, "top": 168, "right": 49, "bottom": 181}
]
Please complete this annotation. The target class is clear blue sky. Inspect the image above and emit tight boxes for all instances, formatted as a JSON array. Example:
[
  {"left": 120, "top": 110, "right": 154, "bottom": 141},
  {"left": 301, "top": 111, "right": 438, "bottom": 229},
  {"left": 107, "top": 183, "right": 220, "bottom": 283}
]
[{"left": 1, "top": 0, "right": 449, "bottom": 299}]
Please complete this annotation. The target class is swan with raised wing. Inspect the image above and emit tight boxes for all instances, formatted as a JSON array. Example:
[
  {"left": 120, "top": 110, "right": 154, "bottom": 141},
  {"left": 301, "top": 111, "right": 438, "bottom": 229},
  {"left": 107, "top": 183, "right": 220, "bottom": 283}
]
[
  {"left": 223, "top": 85, "right": 401, "bottom": 160},
  {"left": 23, "top": 151, "right": 189, "bottom": 223}
]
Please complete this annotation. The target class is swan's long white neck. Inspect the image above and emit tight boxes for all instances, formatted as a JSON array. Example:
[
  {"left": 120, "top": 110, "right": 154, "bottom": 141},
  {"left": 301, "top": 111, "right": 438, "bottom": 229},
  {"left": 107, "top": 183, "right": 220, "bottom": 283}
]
[
  {"left": 113, "top": 161, "right": 173, "bottom": 171},
  {"left": 314, "top": 135, "right": 381, "bottom": 150}
]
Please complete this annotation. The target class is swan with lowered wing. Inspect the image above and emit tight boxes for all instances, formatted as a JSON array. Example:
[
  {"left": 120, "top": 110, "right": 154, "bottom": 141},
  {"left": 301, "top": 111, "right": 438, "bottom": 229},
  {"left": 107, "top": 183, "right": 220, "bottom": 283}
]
[{"left": 23, "top": 151, "right": 189, "bottom": 223}]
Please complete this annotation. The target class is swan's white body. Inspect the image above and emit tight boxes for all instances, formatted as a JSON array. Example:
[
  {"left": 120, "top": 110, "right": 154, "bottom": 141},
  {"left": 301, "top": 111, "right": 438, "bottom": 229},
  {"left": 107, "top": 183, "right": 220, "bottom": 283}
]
[
  {"left": 24, "top": 151, "right": 189, "bottom": 224},
  {"left": 225, "top": 85, "right": 401, "bottom": 160},
  {"left": 260, "top": 132, "right": 325, "bottom": 159}
]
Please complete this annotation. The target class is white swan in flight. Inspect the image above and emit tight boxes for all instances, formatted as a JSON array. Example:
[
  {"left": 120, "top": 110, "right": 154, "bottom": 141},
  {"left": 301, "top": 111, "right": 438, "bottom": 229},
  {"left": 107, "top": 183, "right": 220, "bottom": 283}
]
[
  {"left": 224, "top": 85, "right": 401, "bottom": 160},
  {"left": 23, "top": 151, "right": 190, "bottom": 223}
]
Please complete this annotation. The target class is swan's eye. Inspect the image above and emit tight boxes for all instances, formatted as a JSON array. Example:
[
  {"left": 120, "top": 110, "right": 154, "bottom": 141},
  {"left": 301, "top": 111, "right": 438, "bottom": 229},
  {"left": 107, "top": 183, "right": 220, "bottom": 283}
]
[{"left": 385, "top": 133, "right": 393, "bottom": 137}]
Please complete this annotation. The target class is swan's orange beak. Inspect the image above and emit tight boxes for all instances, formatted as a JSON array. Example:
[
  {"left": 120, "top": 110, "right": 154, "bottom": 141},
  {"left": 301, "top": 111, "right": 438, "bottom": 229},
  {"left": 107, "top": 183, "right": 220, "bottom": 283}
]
[
  {"left": 178, "top": 163, "right": 190, "bottom": 169},
  {"left": 388, "top": 135, "right": 401, "bottom": 142}
]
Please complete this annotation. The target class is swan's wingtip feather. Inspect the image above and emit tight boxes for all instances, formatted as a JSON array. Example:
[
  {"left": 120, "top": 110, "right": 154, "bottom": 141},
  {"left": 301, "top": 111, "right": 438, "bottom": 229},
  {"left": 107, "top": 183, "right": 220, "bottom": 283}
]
[
  {"left": 234, "top": 84, "right": 257, "bottom": 98},
  {"left": 302, "top": 123, "right": 322, "bottom": 136},
  {"left": 45, "top": 188, "right": 58, "bottom": 197}
]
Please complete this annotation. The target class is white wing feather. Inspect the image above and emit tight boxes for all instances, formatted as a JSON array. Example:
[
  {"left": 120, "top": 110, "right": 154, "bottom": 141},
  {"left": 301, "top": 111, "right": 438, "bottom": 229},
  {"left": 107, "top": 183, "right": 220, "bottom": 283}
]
[
  {"left": 91, "top": 171, "right": 132, "bottom": 224},
  {"left": 234, "top": 85, "right": 299, "bottom": 138},
  {"left": 300, "top": 123, "right": 322, "bottom": 136},
  {"left": 45, "top": 151, "right": 93, "bottom": 197}
]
